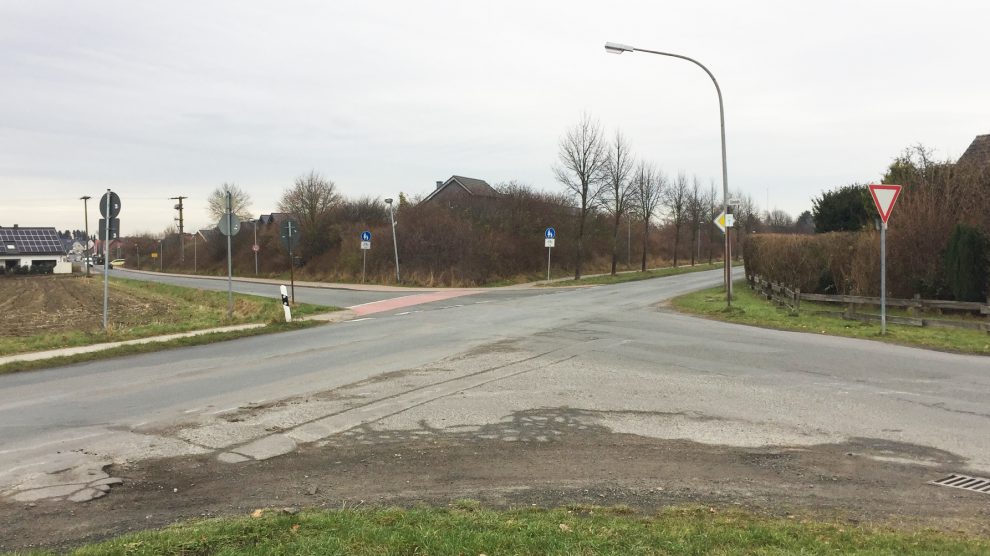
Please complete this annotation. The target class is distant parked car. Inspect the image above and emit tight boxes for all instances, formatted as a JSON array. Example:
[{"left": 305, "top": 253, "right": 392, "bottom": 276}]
[{"left": 109, "top": 259, "right": 125, "bottom": 269}]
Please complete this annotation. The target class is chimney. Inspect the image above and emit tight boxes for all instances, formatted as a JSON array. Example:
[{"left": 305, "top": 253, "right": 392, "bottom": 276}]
[
  {"left": 436, "top": 181, "right": 443, "bottom": 190},
  {"left": 12, "top": 224, "right": 18, "bottom": 228}
]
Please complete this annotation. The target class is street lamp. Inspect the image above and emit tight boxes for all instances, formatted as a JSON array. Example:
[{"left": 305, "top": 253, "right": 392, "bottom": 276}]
[
  {"left": 605, "top": 41, "right": 733, "bottom": 306},
  {"left": 80, "top": 196, "right": 91, "bottom": 276},
  {"left": 384, "top": 198, "right": 400, "bottom": 282}
]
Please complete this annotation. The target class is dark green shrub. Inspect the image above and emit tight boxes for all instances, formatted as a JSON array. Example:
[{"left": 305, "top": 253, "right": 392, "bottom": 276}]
[{"left": 943, "top": 224, "right": 989, "bottom": 302}]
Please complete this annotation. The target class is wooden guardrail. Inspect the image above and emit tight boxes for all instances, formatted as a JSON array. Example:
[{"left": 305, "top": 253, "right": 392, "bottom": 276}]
[{"left": 748, "top": 275, "right": 990, "bottom": 332}]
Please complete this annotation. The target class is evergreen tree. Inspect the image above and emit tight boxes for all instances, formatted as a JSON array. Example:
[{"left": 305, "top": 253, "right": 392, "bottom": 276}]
[
  {"left": 943, "top": 224, "right": 989, "bottom": 302},
  {"left": 811, "top": 184, "right": 873, "bottom": 233}
]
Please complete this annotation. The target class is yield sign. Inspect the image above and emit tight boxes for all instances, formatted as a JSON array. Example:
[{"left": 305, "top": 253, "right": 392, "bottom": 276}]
[
  {"left": 713, "top": 210, "right": 734, "bottom": 233},
  {"left": 868, "top": 184, "right": 902, "bottom": 224}
]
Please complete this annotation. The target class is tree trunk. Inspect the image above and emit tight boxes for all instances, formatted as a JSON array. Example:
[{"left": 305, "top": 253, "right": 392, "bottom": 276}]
[
  {"left": 641, "top": 221, "right": 649, "bottom": 272},
  {"left": 672, "top": 224, "right": 681, "bottom": 267},
  {"left": 575, "top": 208, "right": 586, "bottom": 280},
  {"left": 610, "top": 213, "right": 620, "bottom": 275},
  {"left": 707, "top": 223, "right": 714, "bottom": 264},
  {"left": 690, "top": 224, "right": 697, "bottom": 266}
]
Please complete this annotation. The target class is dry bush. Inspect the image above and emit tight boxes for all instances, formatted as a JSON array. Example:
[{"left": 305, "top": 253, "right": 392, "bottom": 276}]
[{"left": 744, "top": 233, "right": 869, "bottom": 294}]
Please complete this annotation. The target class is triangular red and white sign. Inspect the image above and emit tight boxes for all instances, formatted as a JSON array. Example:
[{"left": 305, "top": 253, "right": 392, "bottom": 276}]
[{"left": 868, "top": 184, "right": 901, "bottom": 224}]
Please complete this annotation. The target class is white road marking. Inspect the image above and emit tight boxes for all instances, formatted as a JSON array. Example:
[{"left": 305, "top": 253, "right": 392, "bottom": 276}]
[
  {"left": 346, "top": 295, "right": 420, "bottom": 309},
  {"left": 347, "top": 318, "right": 375, "bottom": 323},
  {"left": 0, "top": 432, "right": 106, "bottom": 455},
  {"left": 395, "top": 311, "right": 411, "bottom": 316}
]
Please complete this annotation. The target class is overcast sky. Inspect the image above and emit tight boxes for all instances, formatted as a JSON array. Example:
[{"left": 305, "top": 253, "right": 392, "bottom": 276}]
[{"left": 2, "top": 0, "right": 988, "bottom": 236}]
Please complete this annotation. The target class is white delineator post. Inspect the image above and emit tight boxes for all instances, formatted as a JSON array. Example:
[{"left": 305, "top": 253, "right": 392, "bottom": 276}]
[
  {"left": 868, "top": 184, "right": 903, "bottom": 335},
  {"left": 280, "top": 284, "right": 292, "bottom": 322}
]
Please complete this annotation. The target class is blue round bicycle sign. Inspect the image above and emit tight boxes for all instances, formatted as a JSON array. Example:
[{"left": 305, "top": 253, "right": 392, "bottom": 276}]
[
  {"left": 361, "top": 231, "right": 372, "bottom": 241},
  {"left": 545, "top": 227, "right": 556, "bottom": 239}
]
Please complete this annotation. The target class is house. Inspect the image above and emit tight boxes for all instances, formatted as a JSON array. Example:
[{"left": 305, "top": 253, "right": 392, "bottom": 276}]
[
  {"left": 0, "top": 226, "right": 72, "bottom": 274},
  {"left": 258, "top": 213, "right": 290, "bottom": 226},
  {"left": 957, "top": 134, "right": 990, "bottom": 173},
  {"left": 196, "top": 228, "right": 218, "bottom": 243},
  {"left": 420, "top": 175, "right": 499, "bottom": 206}
]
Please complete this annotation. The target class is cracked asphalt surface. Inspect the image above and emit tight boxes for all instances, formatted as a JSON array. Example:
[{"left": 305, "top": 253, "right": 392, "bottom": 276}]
[{"left": 2, "top": 268, "right": 989, "bottom": 551}]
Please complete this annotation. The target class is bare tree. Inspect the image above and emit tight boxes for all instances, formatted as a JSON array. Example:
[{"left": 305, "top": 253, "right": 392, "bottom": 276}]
[
  {"left": 207, "top": 183, "right": 253, "bottom": 222},
  {"left": 553, "top": 113, "right": 608, "bottom": 279},
  {"left": 278, "top": 171, "right": 343, "bottom": 256},
  {"left": 602, "top": 130, "right": 635, "bottom": 275},
  {"left": 631, "top": 161, "right": 665, "bottom": 271},
  {"left": 733, "top": 191, "right": 761, "bottom": 260},
  {"left": 687, "top": 176, "right": 705, "bottom": 266},
  {"left": 335, "top": 196, "right": 388, "bottom": 226},
  {"left": 704, "top": 180, "right": 719, "bottom": 264},
  {"left": 665, "top": 172, "right": 689, "bottom": 267},
  {"left": 765, "top": 208, "right": 795, "bottom": 232}
]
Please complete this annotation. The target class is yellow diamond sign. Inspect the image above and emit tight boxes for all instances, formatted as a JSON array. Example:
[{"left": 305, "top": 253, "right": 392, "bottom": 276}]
[{"left": 714, "top": 211, "right": 734, "bottom": 233}]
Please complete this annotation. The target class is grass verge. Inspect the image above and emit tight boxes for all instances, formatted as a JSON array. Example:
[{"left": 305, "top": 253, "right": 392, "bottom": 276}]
[
  {"left": 37, "top": 505, "right": 990, "bottom": 555},
  {"left": 0, "top": 276, "right": 334, "bottom": 357},
  {"left": 545, "top": 262, "right": 723, "bottom": 287},
  {"left": 0, "top": 321, "right": 324, "bottom": 375},
  {"left": 672, "top": 281, "right": 990, "bottom": 355}
]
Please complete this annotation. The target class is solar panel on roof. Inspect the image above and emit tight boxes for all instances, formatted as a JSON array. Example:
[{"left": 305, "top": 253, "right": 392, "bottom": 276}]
[{"left": 0, "top": 228, "right": 67, "bottom": 255}]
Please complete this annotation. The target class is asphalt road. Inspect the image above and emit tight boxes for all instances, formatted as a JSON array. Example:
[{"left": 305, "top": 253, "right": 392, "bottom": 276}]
[
  {"left": 2, "top": 267, "right": 989, "bottom": 502},
  {"left": 110, "top": 268, "right": 407, "bottom": 308}
]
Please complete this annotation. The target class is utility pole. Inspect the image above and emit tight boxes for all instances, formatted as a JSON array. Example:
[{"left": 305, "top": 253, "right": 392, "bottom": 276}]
[
  {"left": 171, "top": 196, "right": 186, "bottom": 262},
  {"left": 80, "top": 196, "right": 91, "bottom": 277}
]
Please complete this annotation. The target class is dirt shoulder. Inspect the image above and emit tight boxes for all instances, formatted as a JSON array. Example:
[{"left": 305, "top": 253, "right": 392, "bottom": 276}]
[{"left": 2, "top": 417, "right": 988, "bottom": 552}]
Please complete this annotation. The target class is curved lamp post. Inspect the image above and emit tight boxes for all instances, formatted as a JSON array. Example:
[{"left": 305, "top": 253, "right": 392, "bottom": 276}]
[{"left": 604, "top": 41, "right": 732, "bottom": 306}]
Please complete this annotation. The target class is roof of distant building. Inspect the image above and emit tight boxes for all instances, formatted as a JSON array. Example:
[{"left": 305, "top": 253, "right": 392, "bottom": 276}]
[
  {"left": 422, "top": 175, "right": 499, "bottom": 204},
  {"left": 0, "top": 226, "right": 67, "bottom": 256},
  {"left": 957, "top": 134, "right": 990, "bottom": 171}
]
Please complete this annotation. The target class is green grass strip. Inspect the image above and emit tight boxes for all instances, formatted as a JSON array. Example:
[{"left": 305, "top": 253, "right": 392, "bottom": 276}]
[
  {"left": 24, "top": 505, "right": 989, "bottom": 555},
  {"left": 546, "top": 262, "right": 723, "bottom": 287},
  {"left": 0, "top": 321, "right": 324, "bottom": 375},
  {"left": 0, "top": 276, "right": 335, "bottom": 357},
  {"left": 672, "top": 281, "right": 990, "bottom": 355}
]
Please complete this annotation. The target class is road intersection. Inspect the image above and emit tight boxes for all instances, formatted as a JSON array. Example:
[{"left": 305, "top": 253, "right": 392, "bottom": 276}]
[{"left": 1, "top": 268, "right": 988, "bottom": 544}]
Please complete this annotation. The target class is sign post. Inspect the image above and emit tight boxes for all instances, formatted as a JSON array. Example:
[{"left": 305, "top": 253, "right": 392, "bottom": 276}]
[
  {"left": 218, "top": 192, "right": 241, "bottom": 319},
  {"left": 868, "top": 184, "right": 902, "bottom": 335},
  {"left": 713, "top": 209, "right": 735, "bottom": 303},
  {"left": 360, "top": 231, "right": 372, "bottom": 283},
  {"left": 99, "top": 190, "right": 121, "bottom": 330},
  {"left": 280, "top": 219, "right": 299, "bottom": 303},
  {"left": 544, "top": 227, "right": 556, "bottom": 281}
]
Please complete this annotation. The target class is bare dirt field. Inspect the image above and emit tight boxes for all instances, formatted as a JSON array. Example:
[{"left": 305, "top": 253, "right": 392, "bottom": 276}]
[
  {"left": 0, "top": 275, "right": 178, "bottom": 338},
  {"left": 2, "top": 415, "right": 989, "bottom": 552}
]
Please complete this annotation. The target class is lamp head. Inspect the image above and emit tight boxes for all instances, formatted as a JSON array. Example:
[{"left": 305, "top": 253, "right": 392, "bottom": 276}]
[
  {"left": 384, "top": 198, "right": 393, "bottom": 205},
  {"left": 604, "top": 42, "right": 635, "bottom": 54}
]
